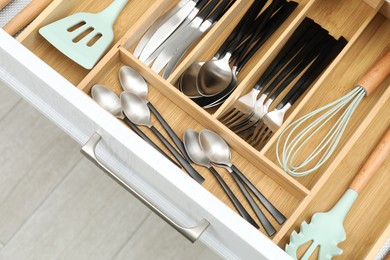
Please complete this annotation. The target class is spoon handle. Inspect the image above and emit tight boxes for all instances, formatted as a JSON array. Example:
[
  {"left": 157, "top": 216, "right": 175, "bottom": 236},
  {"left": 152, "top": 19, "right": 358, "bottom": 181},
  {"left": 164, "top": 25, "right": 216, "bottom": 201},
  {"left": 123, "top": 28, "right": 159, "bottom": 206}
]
[
  {"left": 229, "top": 169, "right": 276, "bottom": 236},
  {"left": 231, "top": 164, "right": 286, "bottom": 225},
  {"left": 148, "top": 102, "right": 192, "bottom": 163},
  {"left": 208, "top": 166, "right": 259, "bottom": 228},
  {"left": 150, "top": 126, "right": 205, "bottom": 184},
  {"left": 123, "top": 117, "right": 181, "bottom": 168}
]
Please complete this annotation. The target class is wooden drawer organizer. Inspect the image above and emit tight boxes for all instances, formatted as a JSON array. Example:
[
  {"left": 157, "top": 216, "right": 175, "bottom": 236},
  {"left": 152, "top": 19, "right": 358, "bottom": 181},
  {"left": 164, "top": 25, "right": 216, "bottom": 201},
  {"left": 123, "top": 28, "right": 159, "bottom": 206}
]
[{"left": 16, "top": 0, "right": 390, "bottom": 258}]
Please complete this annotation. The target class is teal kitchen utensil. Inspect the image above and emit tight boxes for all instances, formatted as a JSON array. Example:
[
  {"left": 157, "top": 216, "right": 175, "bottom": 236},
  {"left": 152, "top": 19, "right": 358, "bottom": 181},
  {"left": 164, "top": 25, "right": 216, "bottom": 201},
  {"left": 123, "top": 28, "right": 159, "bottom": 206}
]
[
  {"left": 286, "top": 127, "right": 390, "bottom": 259},
  {"left": 39, "top": 0, "right": 128, "bottom": 69}
]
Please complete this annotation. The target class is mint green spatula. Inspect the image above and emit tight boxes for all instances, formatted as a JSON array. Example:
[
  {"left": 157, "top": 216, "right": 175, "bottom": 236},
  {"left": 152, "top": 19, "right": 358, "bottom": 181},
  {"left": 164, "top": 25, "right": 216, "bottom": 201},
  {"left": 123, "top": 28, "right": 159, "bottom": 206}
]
[
  {"left": 286, "top": 127, "right": 390, "bottom": 259},
  {"left": 39, "top": 0, "right": 128, "bottom": 69}
]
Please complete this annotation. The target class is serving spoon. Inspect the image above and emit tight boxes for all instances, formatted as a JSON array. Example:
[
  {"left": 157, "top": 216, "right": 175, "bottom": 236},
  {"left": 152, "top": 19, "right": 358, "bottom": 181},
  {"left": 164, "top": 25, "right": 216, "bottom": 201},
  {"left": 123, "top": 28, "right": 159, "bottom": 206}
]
[
  {"left": 183, "top": 129, "right": 259, "bottom": 228},
  {"left": 199, "top": 129, "right": 286, "bottom": 226},
  {"left": 119, "top": 66, "right": 192, "bottom": 163},
  {"left": 91, "top": 84, "right": 180, "bottom": 167},
  {"left": 120, "top": 92, "right": 204, "bottom": 184}
]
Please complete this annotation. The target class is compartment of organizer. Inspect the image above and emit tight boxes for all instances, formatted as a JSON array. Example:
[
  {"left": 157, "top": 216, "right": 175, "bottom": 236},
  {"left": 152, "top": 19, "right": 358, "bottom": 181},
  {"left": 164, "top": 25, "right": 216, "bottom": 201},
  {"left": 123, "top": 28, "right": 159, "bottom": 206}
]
[
  {"left": 119, "top": 0, "right": 314, "bottom": 112},
  {"left": 279, "top": 99, "right": 390, "bottom": 259},
  {"left": 77, "top": 46, "right": 307, "bottom": 237},
  {"left": 16, "top": 0, "right": 171, "bottom": 85},
  {"left": 264, "top": 12, "right": 390, "bottom": 190},
  {"left": 215, "top": 0, "right": 379, "bottom": 127}
]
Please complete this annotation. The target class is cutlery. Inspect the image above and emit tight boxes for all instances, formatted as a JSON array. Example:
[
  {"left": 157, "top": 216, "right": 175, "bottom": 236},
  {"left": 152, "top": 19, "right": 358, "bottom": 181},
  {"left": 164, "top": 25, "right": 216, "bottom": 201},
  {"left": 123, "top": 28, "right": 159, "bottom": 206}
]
[
  {"left": 133, "top": 0, "right": 190, "bottom": 58},
  {"left": 3, "top": 0, "right": 53, "bottom": 36},
  {"left": 138, "top": 0, "right": 200, "bottom": 62},
  {"left": 196, "top": 0, "right": 268, "bottom": 97},
  {"left": 199, "top": 129, "right": 286, "bottom": 235},
  {"left": 179, "top": 0, "right": 264, "bottom": 98},
  {"left": 121, "top": 92, "right": 205, "bottom": 183},
  {"left": 152, "top": 0, "right": 231, "bottom": 76},
  {"left": 190, "top": 1, "right": 298, "bottom": 108},
  {"left": 286, "top": 127, "right": 390, "bottom": 259},
  {"left": 143, "top": 0, "right": 209, "bottom": 65},
  {"left": 197, "top": 0, "right": 285, "bottom": 97},
  {"left": 250, "top": 37, "right": 347, "bottom": 149},
  {"left": 183, "top": 129, "right": 259, "bottom": 228},
  {"left": 91, "top": 84, "right": 180, "bottom": 168},
  {"left": 222, "top": 22, "right": 328, "bottom": 130},
  {"left": 119, "top": 66, "right": 192, "bottom": 162},
  {"left": 277, "top": 50, "right": 390, "bottom": 177}
]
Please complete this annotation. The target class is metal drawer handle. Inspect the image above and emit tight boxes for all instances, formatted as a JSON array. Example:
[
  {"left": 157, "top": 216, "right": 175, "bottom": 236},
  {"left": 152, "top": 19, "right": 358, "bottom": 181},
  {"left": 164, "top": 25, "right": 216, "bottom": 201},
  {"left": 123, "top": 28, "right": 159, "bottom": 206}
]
[{"left": 81, "top": 133, "right": 210, "bottom": 243}]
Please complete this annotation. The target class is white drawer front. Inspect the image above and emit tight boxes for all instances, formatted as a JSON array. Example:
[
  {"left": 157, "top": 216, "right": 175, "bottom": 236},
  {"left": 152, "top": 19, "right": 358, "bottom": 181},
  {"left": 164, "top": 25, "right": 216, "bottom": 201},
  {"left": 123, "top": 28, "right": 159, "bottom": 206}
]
[{"left": 0, "top": 30, "right": 291, "bottom": 259}]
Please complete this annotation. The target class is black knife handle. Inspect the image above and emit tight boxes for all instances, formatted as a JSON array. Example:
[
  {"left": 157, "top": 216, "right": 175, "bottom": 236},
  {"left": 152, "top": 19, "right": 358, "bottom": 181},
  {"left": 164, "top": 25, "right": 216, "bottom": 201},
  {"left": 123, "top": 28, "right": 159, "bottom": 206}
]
[
  {"left": 148, "top": 102, "right": 192, "bottom": 163},
  {"left": 150, "top": 126, "right": 205, "bottom": 184},
  {"left": 123, "top": 117, "right": 180, "bottom": 168},
  {"left": 229, "top": 168, "right": 276, "bottom": 236},
  {"left": 208, "top": 166, "right": 259, "bottom": 228},
  {"left": 231, "top": 164, "right": 286, "bottom": 225}
]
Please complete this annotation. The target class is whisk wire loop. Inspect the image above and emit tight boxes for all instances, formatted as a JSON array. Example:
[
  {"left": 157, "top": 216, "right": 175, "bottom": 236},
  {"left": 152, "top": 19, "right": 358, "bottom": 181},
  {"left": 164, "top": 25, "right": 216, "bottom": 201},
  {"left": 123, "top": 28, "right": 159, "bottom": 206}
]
[{"left": 277, "top": 86, "right": 366, "bottom": 176}]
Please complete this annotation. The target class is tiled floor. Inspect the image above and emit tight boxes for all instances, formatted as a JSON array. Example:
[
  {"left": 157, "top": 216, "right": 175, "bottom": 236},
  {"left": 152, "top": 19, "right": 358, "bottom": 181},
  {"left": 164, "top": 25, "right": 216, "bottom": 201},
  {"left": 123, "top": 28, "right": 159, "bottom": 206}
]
[{"left": 0, "top": 81, "right": 221, "bottom": 260}]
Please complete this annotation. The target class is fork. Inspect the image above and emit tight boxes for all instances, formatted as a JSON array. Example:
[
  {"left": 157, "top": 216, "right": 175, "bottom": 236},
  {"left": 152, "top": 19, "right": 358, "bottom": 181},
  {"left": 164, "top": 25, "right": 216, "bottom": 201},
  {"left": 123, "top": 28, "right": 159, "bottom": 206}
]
[
  {"left": 235, "top": 29, "right": 332, "bottom": 138},
  {"left": 250, "top": 37, "right": 347, "bottom": 149},
  {"left": 220, "top": 18, "right": 316, "bottom": 128}
]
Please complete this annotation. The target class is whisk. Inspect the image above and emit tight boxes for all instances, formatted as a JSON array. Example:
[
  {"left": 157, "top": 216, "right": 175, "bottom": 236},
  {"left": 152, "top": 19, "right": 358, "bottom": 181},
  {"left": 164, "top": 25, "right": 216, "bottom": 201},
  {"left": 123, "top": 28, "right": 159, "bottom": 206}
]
[{"left": 277, "top": 50, "right": 390, "bottom": 177}]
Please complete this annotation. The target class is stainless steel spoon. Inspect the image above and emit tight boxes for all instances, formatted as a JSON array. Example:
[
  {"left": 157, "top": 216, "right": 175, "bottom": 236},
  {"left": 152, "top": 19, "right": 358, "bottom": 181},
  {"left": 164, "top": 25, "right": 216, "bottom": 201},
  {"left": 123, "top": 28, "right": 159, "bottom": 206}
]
[
  {"left": 199, "top": 129, "right": 286, "bottom": 228},
  {"left": 183, "top": 128, "right": 259, "bottom": 228},
  {"left": 91, "top": 84, "right": 180, "bottom": 167},
  {"left": 120, "top": 91, "right": 204, "bottom": 184},
  {"left": 119, "top": 66, "right": 192, "bottom": 163}
]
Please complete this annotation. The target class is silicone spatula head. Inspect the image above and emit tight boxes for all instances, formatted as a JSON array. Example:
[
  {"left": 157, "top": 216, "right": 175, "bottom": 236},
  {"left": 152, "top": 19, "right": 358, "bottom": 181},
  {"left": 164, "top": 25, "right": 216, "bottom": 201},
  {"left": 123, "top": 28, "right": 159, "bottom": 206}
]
[{"left": 39, "top": 0, "right": 128, "bottom": 69}]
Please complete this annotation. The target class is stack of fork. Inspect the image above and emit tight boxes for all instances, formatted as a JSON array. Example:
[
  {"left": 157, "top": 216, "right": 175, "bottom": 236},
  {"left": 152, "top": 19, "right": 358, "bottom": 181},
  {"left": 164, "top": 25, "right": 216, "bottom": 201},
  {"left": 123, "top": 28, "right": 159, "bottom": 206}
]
[{"left": 219, "top": 17, "right": 348, "bottom": 150}]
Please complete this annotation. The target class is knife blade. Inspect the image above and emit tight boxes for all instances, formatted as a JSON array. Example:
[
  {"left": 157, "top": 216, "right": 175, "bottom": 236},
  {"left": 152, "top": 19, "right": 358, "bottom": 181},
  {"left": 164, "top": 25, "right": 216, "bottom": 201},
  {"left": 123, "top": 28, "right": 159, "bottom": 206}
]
[
  {"left": 150, "top": 17, "right": 207, "bottom": 73},
  {"left": 157, "top": 20, "right": 213, "bottom": 76},
  {"left": 139, "top": 0, "right": 198, "bottom": 62},
  {"left": 143, "top": 0, "right": 208, "bottom": 66},
  {"left": 133, "top": 0, "right": 190, "bottom": 58},
  {"left": 151, "top": 0, "right": 230, "bottom": 74}
]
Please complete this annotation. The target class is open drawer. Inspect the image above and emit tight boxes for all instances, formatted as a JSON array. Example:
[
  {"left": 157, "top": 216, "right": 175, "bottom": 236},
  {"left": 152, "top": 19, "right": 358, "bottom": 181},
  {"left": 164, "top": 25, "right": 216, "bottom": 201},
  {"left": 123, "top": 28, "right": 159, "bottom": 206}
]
[{"left": 0, "top": 0, "right": 389, "bottom": 259}]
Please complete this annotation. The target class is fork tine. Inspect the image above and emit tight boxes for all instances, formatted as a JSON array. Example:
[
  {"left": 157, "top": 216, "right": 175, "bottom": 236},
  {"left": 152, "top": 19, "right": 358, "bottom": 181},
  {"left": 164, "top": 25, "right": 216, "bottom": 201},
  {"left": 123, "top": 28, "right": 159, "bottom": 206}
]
[
  {"left": 224, "top": 111, "right": 250, "bottom": 127},
  {"left": 219, "top": 108, "right": 238, "bottom": 122},
  {"left": 229, "top": 112, "right": 255, "bottom": 130},
  {"left": 256, "top": 129, "right": 273, "bottom": 150},
  {"left": 233, "top": 118, "right": 259, "bottom": 135},
  {"left": 250, "top": 121, "right": 266, "bottom": 143}
]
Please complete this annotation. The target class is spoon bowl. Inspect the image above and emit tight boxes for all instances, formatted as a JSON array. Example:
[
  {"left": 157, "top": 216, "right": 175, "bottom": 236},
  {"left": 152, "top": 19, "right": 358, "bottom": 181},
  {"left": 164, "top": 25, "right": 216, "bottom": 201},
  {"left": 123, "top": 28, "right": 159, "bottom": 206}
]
[
  {"left": 120, "top": 91, "right": 151, "bottom": 127},
  {"left": 179, "top": 61, "right": 205, "bottom": 98},
  {"left": 119, "top": 66, "right": 148, "bottom": 98},
  {"left": 183, "top": 129, "right": 211, "bottom": 167},
  {"left": 91, "top": 84, "right": 124, "bottom": 119},
  {"left": 197, "top": 55, "right": 232, "bottom": 97},
  {"left": 199, "top": 129, "right": 232, "bottom": 166}
]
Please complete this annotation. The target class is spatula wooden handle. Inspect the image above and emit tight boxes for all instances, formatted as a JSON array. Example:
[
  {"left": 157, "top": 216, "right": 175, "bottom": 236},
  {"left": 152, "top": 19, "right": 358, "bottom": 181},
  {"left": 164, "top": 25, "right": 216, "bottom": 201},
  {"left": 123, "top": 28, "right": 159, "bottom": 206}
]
[
  {"left": 357, "top": 50, "right": 390, "bottom": 96},
  {"left": 0, "top": 0, "right": 12, "bottom": 10},
  {"left": 3, "top": 0, "right": 53, "bottom": 36},
  {"left": 350, "top": 127, "right": 390, "bottom": 193}
]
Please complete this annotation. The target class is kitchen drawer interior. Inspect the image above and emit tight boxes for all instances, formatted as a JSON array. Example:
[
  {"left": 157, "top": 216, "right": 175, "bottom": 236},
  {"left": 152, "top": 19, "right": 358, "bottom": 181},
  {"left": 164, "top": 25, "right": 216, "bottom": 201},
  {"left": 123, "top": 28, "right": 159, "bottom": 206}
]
[
  {"left": 278, "top": 99, "right": 390, "bottom": 259},
  {"left": 8, "top": 0, "right": 389, "bottom": 256},
  {"left": 16, "top": 0, "right": 179, "bottom": 86},
  {"left": 214, "top": 0, "right": 379, "bottom": 123},
  {"left": 162, "top": 0, "right": 313, "bottom": 86},
  {"left": 264, "top": 13, "right": 390, "bottom": 190},
  {"left": 78, "top": 48, "right": 304, "bottom": 237}
]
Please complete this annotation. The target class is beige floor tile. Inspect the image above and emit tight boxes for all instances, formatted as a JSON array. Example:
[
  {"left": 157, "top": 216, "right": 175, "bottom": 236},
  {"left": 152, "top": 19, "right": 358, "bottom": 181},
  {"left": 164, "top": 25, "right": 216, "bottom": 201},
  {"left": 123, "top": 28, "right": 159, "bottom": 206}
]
[
  {"left": 0, "top": 158, "right": 151, "bottom": 260},
  {"left": 0, "top": 100, "right": 81, "bottom": 244},
  {"left": 0, "top": 81, "right": 21, "bottom": 120},
  {"left": 113, "top": 214, "right": 221, "bottom": 260}
]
